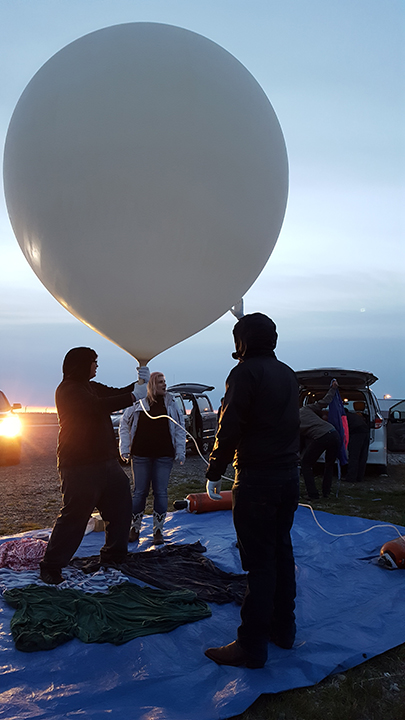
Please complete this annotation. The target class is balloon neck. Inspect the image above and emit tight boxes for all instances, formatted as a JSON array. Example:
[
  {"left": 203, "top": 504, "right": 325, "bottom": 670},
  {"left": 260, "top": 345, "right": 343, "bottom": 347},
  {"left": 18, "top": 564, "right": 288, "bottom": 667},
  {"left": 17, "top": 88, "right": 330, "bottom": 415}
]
[{"left": 135, "top": 358, "right": 150, "bottom": 385}]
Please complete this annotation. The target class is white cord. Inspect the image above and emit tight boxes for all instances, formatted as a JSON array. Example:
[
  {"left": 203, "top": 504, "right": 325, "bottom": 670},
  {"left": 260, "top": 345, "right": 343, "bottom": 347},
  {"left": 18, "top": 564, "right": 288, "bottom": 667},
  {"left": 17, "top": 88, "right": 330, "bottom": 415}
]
[
  {"left": 138, "top": 400, "right": 405, "bottom": 540},
  {"left": 298, "top": 503, "right": 404, "bottom": 540},
  {"left": 138, "top": 399, "right": 227, "bottom": 470}
]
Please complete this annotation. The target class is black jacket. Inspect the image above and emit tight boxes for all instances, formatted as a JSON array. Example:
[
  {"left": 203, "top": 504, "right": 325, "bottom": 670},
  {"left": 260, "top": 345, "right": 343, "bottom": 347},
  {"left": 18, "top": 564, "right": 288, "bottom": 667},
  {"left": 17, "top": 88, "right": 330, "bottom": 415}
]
[
  {"left": 206, "top": 330, "right": 300, "bottom": 482},
  {"left": 56, "top": 379, "right": 134, "bottom": 468}
]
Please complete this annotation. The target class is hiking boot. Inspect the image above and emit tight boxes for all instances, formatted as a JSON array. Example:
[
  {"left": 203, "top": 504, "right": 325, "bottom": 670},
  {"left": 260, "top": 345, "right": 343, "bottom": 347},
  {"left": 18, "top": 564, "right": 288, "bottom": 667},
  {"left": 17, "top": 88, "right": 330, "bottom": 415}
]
[{"left": 204, "top": 640, "right": 265, "bottom": 669}]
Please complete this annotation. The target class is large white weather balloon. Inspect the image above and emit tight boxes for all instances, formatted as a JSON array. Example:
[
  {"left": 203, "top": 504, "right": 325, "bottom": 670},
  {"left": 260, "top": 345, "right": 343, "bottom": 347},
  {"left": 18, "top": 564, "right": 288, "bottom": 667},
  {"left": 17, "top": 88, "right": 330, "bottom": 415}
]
[{"left": 3, "top": 23, "right": 288, "bottom": 364}]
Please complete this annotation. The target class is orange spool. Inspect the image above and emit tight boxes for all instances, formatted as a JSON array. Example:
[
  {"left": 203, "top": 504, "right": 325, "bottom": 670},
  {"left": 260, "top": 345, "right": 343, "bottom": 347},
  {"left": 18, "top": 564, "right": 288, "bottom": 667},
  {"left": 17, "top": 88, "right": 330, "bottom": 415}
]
[{"left": 173, "top": 490, "right": 233, "bottom": 513}]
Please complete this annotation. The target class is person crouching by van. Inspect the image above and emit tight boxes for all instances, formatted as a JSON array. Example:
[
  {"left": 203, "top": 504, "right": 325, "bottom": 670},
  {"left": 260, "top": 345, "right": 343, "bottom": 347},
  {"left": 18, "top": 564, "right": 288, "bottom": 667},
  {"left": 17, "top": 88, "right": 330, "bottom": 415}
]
[
  {"left": 299, "top": 380, "right": 340, "bottom": 499},
  {"left": 119, "top": 372, "right": 186, "bottom": 545}
]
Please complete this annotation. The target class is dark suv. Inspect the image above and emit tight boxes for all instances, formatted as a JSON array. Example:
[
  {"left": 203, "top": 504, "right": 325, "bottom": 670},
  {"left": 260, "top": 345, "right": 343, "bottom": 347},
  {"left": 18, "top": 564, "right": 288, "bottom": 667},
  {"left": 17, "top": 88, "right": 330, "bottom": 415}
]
[
  {"left": 0, "top": 390, "right": 22, "bottom": 465},
  {"left": 167, "top": 383, "right": 217, "bottom": 454},
  {"left": 111, "top": 382, "right": 217, "bottom": 456}
]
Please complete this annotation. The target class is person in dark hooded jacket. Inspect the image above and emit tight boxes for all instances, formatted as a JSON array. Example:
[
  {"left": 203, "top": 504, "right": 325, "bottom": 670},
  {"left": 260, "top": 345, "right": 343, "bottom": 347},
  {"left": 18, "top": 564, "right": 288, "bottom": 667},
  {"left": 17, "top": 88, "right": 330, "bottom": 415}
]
[
  {"left": 204, "top": 313, "right": 300, "bottom": 669},
  {"left": 39, "top": 347, "right": 150, "bottom": 585}
]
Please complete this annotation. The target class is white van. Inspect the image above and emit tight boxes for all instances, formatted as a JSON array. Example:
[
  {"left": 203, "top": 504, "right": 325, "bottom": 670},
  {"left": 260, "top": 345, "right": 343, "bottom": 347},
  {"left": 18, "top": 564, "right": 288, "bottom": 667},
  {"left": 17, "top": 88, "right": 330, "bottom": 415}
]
[{"left": 296, "top": 368, "right": 387, "bottom": 472}]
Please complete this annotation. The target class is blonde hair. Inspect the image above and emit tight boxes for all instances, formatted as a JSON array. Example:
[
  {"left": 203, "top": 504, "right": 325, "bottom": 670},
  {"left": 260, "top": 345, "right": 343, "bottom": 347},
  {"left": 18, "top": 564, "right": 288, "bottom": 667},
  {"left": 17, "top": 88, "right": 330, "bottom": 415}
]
[{"left": 147, "top": 372, "right": 165, "bottom": 405}]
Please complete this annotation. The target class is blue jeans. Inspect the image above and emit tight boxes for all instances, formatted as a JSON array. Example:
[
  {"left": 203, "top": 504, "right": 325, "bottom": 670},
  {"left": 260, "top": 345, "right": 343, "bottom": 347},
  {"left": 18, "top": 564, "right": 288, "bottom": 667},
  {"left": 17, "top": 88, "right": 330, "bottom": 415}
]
[
  {"left": 131, "top": 456, "right": 174, "bottom": 515},
  {"left": 233, "top": 464, "right": 299, "bottom": 665}
]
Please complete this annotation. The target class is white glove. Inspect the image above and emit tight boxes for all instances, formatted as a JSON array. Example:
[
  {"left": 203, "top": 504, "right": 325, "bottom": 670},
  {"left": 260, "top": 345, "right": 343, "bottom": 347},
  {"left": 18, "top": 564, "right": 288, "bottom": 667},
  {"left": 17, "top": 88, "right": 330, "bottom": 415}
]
[
  {"left": 137, "top": 366, "right": 150, "bottom": 383},
  {"left": 175, "top": 454, "right": 185, "bottom": 465},
  {"left": 121, "top": 453, "right": 131, "bottom": 463},
  {"left": 206, "top": 479, "right": 222, "bottom": 500}
]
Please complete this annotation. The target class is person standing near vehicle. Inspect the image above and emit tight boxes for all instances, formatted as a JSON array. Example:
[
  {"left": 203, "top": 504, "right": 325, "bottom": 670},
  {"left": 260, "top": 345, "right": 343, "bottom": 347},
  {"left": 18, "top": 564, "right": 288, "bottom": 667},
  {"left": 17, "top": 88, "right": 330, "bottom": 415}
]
[
  {"left": 299, "top": 380, "right": 340, "bottom": 499},
  {"left": 39, "top": 347, "right": 150, "bottom": 585},
  {"left": 204, "top": 313, "right": 300, "bottom": 669},
  {"left": 119, "top": 372, "right": 186, "bottom": 545},
  {"left": 344, "top": 406, "right": 369, "bottom": 482}
]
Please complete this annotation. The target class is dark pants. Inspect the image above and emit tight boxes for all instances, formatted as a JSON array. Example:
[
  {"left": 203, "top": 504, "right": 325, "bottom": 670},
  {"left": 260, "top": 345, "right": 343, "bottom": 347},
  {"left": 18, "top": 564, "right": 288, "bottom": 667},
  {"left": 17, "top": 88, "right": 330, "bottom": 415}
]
[
  {"left": 301, "top": 430, "right": 340, "bottom": 498},
  {"left": 232, "top": 464, "right": 299, "bottom": 665},
  {"left": 41, "top": 458, "right": 132, "bottom": 571},
  {"left": 346, "top": 432, "right": 369, "bottom": 482}
]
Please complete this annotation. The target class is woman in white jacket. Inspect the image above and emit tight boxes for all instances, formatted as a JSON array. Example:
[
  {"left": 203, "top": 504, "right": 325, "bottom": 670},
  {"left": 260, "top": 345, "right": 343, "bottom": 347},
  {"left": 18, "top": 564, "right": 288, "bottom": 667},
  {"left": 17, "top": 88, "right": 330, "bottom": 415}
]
[{"left": 119, "top": 372, "right": 186, "bottom": 544}]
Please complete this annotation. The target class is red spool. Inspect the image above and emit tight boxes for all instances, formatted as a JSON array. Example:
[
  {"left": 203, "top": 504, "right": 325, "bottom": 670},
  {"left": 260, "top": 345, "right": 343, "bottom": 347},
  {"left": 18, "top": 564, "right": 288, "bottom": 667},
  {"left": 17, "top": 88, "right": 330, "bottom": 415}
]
[{"left": 173, "top": 490, "right": 233, "bottom": 513}]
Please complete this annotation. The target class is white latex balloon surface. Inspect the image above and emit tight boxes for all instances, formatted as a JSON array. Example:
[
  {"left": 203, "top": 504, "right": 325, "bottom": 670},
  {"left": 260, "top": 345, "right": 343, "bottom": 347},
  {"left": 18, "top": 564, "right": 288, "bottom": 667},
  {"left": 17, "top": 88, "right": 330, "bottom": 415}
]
[{"left": 4, "top": 23, "right": 288, "bottom": 364}]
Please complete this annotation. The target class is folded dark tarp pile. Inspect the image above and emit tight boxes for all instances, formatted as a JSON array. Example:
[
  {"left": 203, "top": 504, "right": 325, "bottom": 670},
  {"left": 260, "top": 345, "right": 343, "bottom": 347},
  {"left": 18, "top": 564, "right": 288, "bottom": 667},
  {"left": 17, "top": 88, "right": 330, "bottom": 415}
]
[
  {"left": 3, "top": 581, "right": 211, "bottom": 652},
  {"left": 70, "top": 541, "right": 247, "bottom": 604}
]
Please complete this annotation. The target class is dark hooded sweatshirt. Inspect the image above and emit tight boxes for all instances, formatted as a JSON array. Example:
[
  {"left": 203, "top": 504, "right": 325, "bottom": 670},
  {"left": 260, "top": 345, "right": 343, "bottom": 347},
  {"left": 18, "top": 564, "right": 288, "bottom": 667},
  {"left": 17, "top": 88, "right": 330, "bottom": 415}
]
[
  {"left": 206, "top": 314, "right": 300, "bottom": 482},
  {"left": 55, "top": 348, "right": 135, "bottom": 468}
]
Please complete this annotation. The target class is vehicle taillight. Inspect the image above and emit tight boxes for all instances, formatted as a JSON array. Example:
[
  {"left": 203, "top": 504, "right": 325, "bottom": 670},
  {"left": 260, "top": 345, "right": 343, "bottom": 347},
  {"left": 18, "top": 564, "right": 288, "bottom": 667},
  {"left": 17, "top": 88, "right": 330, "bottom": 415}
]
[{"left": 374, "top": 414, "right": 383, "bottom": 430}]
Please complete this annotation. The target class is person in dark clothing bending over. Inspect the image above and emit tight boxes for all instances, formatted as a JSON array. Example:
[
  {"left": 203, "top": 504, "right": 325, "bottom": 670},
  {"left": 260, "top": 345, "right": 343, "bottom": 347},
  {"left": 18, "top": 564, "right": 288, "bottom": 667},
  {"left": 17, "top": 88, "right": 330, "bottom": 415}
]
[
  {"left": 40, "top": 347, "right": 150, "bottom": 585},
  {"left": 299, "top": 381, "right": 340, "bottom": 499},
  {"left": 204, "top": 313, "right": 300, "bottom": 669}
]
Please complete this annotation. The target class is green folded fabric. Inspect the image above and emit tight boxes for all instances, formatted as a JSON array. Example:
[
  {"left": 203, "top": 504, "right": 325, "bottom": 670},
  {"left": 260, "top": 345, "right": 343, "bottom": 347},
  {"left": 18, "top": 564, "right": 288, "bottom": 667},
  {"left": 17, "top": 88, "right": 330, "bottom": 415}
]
[{"left": 4, "top": 581, "right": 211, "bottom": 652}]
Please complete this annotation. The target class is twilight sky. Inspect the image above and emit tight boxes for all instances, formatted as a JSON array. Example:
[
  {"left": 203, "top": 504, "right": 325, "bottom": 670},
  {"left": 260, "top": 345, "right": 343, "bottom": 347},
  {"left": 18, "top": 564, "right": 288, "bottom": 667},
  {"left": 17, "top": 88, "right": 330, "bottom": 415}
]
[{"left": 1, "top": 0, "right": 404, "bottom": 409}]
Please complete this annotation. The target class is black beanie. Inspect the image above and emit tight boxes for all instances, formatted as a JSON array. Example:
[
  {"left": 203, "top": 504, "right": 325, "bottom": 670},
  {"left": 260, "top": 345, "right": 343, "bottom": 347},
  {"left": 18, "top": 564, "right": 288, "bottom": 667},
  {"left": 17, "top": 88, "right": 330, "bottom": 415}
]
[
  {"left": 62, "top": 347, "right": 97, "bottom": 381},
  {"left": 232, "top": 313, "right": 278, "bottom": 360}
]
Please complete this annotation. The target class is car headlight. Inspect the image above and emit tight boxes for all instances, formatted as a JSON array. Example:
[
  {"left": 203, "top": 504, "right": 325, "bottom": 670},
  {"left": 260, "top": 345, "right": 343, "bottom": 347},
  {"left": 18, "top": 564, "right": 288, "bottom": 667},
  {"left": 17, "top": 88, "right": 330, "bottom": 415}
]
[{"left": 0, "top": 415, "right": 22, "bottom": 438}]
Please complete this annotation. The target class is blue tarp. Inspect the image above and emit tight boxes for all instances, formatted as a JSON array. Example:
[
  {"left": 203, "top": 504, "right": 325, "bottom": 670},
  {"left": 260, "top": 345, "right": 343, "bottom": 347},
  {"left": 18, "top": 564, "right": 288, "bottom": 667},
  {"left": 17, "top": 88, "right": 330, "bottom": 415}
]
[{"left": 1, "top": 505, "right": 405, "bottom": 720}]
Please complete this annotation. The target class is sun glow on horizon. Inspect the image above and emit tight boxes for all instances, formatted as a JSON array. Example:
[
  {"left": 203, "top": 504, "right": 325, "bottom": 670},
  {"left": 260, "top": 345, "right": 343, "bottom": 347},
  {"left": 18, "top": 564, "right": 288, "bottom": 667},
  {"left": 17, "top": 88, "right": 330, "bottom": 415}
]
[{"left": 16, "top": 406, "right": 57, "bottom": 414}]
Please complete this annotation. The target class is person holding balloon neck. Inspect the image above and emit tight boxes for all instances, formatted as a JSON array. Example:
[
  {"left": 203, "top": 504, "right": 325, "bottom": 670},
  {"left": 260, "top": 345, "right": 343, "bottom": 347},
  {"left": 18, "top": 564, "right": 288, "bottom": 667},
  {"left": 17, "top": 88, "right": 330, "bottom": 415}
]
[
  {"left": 119, "top": 372, "right": 186, "bottom": 545},
  {"left": 39, "top": 347, "right": 150, "bottom": 585}
]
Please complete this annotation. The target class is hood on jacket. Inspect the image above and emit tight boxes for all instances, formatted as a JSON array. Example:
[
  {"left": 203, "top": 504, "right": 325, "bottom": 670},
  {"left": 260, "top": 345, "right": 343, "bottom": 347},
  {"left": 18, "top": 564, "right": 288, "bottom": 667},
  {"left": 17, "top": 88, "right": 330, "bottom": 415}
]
[
  {"left": 232, "top": 313, "right": 278, "bottom": 360},
  {"left": 62, "top": 347, "right": 97, "bottom": 382}
]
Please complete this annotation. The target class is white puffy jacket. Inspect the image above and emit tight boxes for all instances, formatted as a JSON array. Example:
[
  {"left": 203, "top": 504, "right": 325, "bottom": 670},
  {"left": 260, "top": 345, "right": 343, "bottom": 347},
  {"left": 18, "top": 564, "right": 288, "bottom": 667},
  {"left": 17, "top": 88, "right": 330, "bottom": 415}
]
[{"left": 119, "top": 392, "right": 186, "bottom": 463}]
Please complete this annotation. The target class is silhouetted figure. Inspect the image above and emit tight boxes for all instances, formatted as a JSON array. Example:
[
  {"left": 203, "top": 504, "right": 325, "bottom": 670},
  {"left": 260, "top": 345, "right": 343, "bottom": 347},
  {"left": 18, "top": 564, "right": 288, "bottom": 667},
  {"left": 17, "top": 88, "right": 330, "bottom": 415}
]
[
  {"left": 39, "top": 347, "right": 149, "bottom": 585},
  {"left": 204, "top": 313, "right": 300, "bottom": 669}
]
